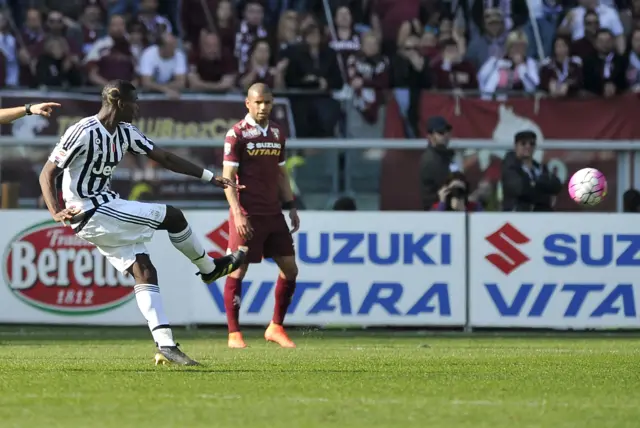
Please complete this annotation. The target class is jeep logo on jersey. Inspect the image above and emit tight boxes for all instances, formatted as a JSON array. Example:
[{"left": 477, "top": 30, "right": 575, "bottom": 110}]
[
  {"left": 3, "top": 221, "right": 135, "bottom": 314},
  {"left": 92, "top": 164, "right": 116, "bottom": 176}
]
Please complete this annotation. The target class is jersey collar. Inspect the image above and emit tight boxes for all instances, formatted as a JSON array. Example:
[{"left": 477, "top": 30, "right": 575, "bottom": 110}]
[{"left": 244, "top": 114, "right": 269, "bottom": 136}]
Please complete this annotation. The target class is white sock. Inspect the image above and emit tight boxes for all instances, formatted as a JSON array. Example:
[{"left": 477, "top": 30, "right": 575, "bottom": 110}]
[
  {"left": 168, "top": 226, "right": 216, "bottom": 273},
  {"left": 134, "top": 284, "right": 175, "bottom": 347}
]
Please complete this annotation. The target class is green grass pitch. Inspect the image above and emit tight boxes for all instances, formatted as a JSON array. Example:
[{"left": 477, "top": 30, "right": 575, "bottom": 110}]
[{"left": 0, "top": 327, "right": 639, "bottom": 428}]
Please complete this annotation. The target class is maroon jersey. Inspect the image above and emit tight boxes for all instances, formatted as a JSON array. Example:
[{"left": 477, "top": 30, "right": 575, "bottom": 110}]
[{"left": 223, "top": 114, "right": 286, "bottom": 215}]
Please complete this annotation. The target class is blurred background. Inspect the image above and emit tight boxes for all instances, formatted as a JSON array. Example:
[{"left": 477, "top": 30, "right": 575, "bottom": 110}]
[{"left": 0, "top": 0, "right": 638, "bottom": 212}]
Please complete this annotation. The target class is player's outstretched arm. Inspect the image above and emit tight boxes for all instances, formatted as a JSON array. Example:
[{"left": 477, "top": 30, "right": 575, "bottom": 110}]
[
  {"left": 0, "top": 103, "right": 61, "bottom": 124},
  {"left": 146, "top": 146, "right": 241, "bottom": 189}
]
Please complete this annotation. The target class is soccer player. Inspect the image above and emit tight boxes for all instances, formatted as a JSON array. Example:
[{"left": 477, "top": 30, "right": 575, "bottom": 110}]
[
  {"left": 39, "top": 80, "right": 247, "bottom": 366},
  {"left": 222, "top": 83, "right": 300, "bottom": 349},
  {"left": 0, "top": 102, "right": 61, "bottom": 123}
]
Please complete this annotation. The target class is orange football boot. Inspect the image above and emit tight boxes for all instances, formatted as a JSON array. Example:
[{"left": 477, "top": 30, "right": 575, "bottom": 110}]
[
  {"left": 264, "top": 322, "right": 296, "bottom": 348},
  {"left": 228, "top": 332, "right": 247, "bottom": 348}
]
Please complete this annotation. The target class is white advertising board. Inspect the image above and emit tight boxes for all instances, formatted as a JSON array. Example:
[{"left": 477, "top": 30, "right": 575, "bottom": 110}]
[
  {"left": 469, "top": 213, "right": 640, "bottom": 329},
  {"left": 0, "top": 211, "right": 467, "bottom": 327}
]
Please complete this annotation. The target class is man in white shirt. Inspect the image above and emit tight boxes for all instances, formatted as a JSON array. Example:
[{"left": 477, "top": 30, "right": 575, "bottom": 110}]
[
  {"left": 139, "top": 33, "right": 187, "bottom": 98},
  {"left": 559, "top": 0, "right": 625, "bottom": 53}
]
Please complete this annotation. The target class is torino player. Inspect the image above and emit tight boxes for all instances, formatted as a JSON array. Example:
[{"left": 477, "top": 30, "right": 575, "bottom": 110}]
[{"left": 222, "top": 83, "right": 300, "bottom": 348}]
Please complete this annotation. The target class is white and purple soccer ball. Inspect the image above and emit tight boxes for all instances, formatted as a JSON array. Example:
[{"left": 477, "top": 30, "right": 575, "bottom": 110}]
[{"left": 568, "top": 168, "right": 608, "bottom": 206}]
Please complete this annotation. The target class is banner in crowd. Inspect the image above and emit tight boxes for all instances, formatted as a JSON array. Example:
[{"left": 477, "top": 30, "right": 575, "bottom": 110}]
[
  {"left": 0, "top": 91, "right": 295, "bottom": 206},
  {"left": 469, "top": 213, "right": 640, "bottom": 329},
  {"left": 0, "top": 211, "right": 467, "bottom": 327},
  {"left": 381, "top": 94, "right": 640, "bottom": 212}
]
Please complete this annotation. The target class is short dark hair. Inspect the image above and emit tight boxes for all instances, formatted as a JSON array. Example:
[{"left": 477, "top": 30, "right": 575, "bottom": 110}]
[
  {"left": 333, "top": 196, "right": 357, "bottom": 211},
  {"left": 584, "top": 9, "right": 598, "bottom": 20},
  {"left": 101, "top": 80, "right": 136, "bottom": 107},
  {"left": 514, "top": 130, "right": 536, "bottom": 143},
  {"left": 623, "top": 189, "right": 640, "bottom": 212},
  {"left": 596, "top": 28, "right": 614, "bottom": 38}
]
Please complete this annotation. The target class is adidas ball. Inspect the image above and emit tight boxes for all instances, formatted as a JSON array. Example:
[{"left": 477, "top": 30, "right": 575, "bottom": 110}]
[{"left": 568, "top": 168, "right": 607, "bottom": 206}]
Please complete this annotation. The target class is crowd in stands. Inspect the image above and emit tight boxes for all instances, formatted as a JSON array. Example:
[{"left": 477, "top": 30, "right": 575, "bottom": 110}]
[{"left": 0, "top": 0, "right": 638, "bottom": 99}]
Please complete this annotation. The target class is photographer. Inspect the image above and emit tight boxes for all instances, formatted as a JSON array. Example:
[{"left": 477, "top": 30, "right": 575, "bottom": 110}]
[
  {"left": 432, "top": 172, "right": 483, "bottom": 211},
  {"left": 501, "top": 130, "right": 561, "bottom": 211}
]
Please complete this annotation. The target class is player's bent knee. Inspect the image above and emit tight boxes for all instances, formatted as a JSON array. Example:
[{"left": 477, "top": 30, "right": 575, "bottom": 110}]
[
  {"left": 280, "top": 263, "right": 298, "bottom": 280},
  {"left": 229, "top": 263, "right": 249, "bottom": 279},
  {"left": 159, "top": 205, "right": 188, "bottom": 233},
  {"left": 128, "top": 254, "right": 158, "bottom": 284}
]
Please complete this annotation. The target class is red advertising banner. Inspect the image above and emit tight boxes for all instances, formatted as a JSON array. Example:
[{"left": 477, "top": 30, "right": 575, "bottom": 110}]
[
  {"left": 0, "top": 92, "right": 295, "bottom": 207},
  {"left": 381, "top": 93, "right": 640, "bottom": 212}
]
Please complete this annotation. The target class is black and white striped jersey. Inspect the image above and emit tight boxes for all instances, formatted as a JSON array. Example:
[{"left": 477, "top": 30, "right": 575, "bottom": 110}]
[{"left": 48, "top": 115, "right": 155, "bottom": 212}]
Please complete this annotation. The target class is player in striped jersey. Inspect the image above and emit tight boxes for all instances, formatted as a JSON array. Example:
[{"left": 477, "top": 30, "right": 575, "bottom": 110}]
[{"left": 39, "top": 80, "right": 247, "bottom": 366}]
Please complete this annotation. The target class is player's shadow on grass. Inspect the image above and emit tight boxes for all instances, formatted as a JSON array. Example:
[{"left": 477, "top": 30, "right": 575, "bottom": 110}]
[{"left": 58, "top": 368, "right": 372, "bottom": 373}]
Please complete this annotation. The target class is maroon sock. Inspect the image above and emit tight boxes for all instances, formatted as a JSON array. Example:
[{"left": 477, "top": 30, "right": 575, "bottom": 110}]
[
  {"left": 273, "top": 276, "right": 296, "bottom": 325},
  {"left": 224, "top": 277, "right": 242, "bottom": 333}
]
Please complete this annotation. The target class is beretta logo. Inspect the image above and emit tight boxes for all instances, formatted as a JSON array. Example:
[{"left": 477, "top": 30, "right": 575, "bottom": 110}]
[{"left": 3, "top": 221, "right": 135, "bottom": 314}]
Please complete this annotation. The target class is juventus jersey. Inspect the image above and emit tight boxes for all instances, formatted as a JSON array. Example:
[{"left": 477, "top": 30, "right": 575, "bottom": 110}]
[{"left": 48, "top": 115, "right": 155, "bottom": 212}]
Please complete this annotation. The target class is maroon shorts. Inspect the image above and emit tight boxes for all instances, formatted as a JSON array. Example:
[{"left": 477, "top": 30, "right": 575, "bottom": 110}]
[{"left": 227, "top": 213, "right": 295, "bottom": 263}]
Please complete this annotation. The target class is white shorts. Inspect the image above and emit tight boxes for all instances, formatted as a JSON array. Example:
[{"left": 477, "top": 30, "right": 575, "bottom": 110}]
[{"left": 75, "top": 199, "right": 167, "bottom": 272}]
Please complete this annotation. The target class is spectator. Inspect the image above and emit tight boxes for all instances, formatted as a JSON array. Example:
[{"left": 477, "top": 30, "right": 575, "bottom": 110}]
[
  {"left": 470, "top": 0, "right": 529, "bottom": 35},
  {"left": 262, "top": 0, "right": 307, "bottom": 28},
  {"left": 108, "top": 0, "right": 140, "bottom": 20},
  {"left": 329, "top": 5, "right": 361, "bottom": 67},
  {"left": 539, "top": 36, "right": 584, "bottom": 97},
  {"left": 432, "top": 172, "right": 483, "bottom": 211},
  {"left": 128, "top": 21, "right": 149, "bottom": 62},
  {"left": 560, "top": 0, "right": 625, "bottom": 53},
  {"left": 348, "top": 0, "right": 375, "bottom": 33},
  {"left": 437, "top": 18, "right": 466, "bottom": 56},
  {"left": 85, "top": 15, "right": 136, "bottom": 86},
  {"left": 138, "top": 0, "right": 172, "bottom": 44},
  {"left": 35, "top": 36, "right": 83, "bottom": 87},
  {"left": 238, "top": 38, "right": 286, "bottom": 90},
  {"left": 478, "top": 30, "right": 539, "bottom": 98},
  {"left": 583, "top": 29, "right": 628, "bottom": 97},
  {"left": 333, "top": 196, "right": 357, "bottom": 211},
  {"left": 78, "top": 1, "right": 105, "bottom": 56},
  {"left": 215, "top": 0, "right": 237, "bottom": 52},
  {"left": 21, "top": 7, "right": 45, "bottom": 47},
  {"left": 571, "top": 9, "right": 599, "bottom": 60},
  {"left": 396, "top": 1, "right": 438, "bottom": 49},
  {"left": 18, "top": 8, "right": 44, "bottom": 86},
  {"left": 390, "top": 34, "right": 431, "bottom": 138},
  {"left": 139, "top": 32, "right": 187, "bottom": 99},
  {"left": 188, "top": 32, "right": 237, "bottom": 91},
  {"left": 370, "top": 0, "right": 421, "bottom": 55},
  {"left": 30, "top": 0, "right": 86, "bottom": 22},
  {"left": 285, "top": 23, "right": 343, "bottom": 137},
  {"left": 285, "top": 23, "right": 343, "bottom": 91},
  {"left": 419, "top": 28, "right": 441, "bottom": 61},
  {"left": 276, "top": 10, "right": 300, "bottom": 60},
  {"left": 431, "top": 38, "right": 478, "bottom": 90},
  {"left": 346, "top": 31, "right": 389, "bottom": 138},
  {"left": 420, "top": 116, "right": 459, "bottom": 211},
  {"left": 235, "top": 0, "right": 268, "bottom": 74},
  {"left": 0, "top": 11, "right": 18, "bottom": 87},
  {"left": 523, "top": 0, "right": 564, "bottom": 58},
  {"left": 180, "top": 0, "right": 217, "bottom": 48},
  {"left": 623, "top": 188, "right": 640, "bottom": 212},
  {"left": 501, "top": 130, "right": 561, "bottom": 212},
  {"left": 465, "top": 8, "right": 508, "bottom": 70},
  {"left": 627, "top": 28, "right": 640, "bottom": 91},
  {"left": 32, "top": 10, "right": 82, "bottom": 63}
]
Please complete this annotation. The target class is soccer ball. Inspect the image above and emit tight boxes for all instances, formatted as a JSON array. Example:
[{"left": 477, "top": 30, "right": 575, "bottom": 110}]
[{"left": 568, "top": 168, "right": 607, "bottom": 206}]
